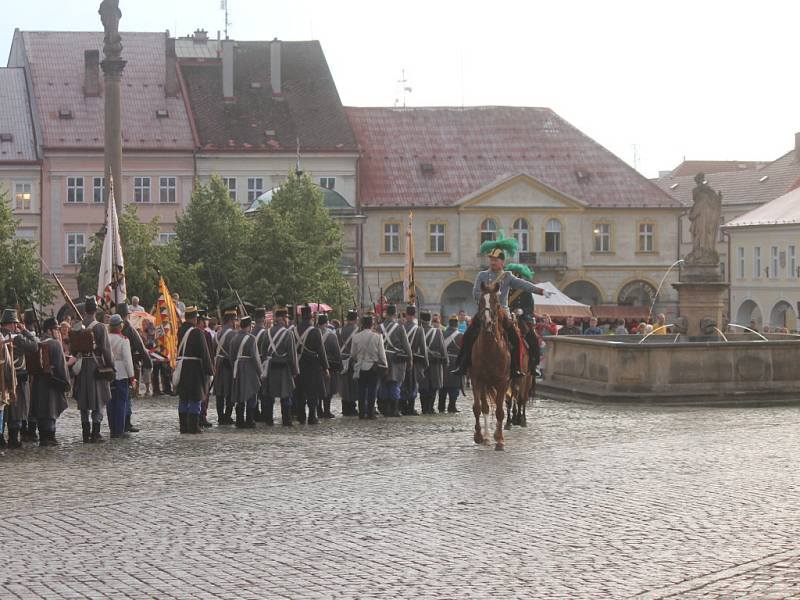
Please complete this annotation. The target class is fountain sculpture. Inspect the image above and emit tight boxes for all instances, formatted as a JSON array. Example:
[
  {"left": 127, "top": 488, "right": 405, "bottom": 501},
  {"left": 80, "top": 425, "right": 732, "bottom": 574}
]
[{"left": 539, "top": 175, "right": 800, "bottom": 405}]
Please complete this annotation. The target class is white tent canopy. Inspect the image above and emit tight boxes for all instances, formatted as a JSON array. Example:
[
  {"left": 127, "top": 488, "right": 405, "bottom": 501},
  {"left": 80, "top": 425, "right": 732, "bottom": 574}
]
[{"left": 533, "top": 281, "right": 593, "bottom": 318}]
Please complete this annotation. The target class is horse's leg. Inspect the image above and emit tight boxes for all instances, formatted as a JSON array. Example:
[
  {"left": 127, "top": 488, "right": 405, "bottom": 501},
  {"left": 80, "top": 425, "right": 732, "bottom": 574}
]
[
  {"left": 504, "top": 388, "right": 513, "bottom": 431},
  {"left": 494, "top": 384, "right": 507, "bottom": 450},
  {"left": 472, "top": 383, "right": 483, "bottom": 444}
]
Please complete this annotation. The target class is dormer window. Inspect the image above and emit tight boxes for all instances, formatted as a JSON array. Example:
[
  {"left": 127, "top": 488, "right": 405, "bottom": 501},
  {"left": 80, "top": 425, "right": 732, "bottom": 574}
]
[
  {"left": 58, "top": 109, "right": 73, "bottom": 120},
  {"left": 0, "top": 133, "right": 13, "bottom": 142},
  {"left": 156, "top": 109, "right": 169, "bottom": 118}
]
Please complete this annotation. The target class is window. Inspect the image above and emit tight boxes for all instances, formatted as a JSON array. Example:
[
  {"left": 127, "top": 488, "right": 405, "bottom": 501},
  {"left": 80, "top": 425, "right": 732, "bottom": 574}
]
[
  {"left": 545, "top": 219, "right": 561, "bottom": 252},
  {"left": 790, "top": 245, "right": 796, "bottom": 278},
  {"left": 222, "top": 177, "right": 237, "bottom": 202},
  {"left": 319, "top": 177, "right": 336, "bottom": 190},
  {"left": 66, "top": 233, "right": 85, "bottom": 265},
  {"left": 14, "top": 183, "right": 32, "bottom": 211},
  {"left": 159, "top": 177, "right": 177, "bottom": 203},
  {"left": 247, "top": 177, "right": 264, "bottom": 203},
  {"left": 593, "top": 223, "right": 611, "bottom": 253},
  {"left": 512, "top": 218, "right": 529, "bottom": 252},
  {"left": 67, "top": 177, "right": 84, "bottom": 203},
  {"left": 134, "top": 177, "right": 151, "bottom": 203},
  {"left": 480, "top": 218, "right": 497, "bottom": 244},
  {"left": 770, "top": 246, "right": 779, "bottom": 279},
  {"left": 93, "top": 177, "right": 105, "bottom": 203},
  {"left": 753, "top": 246, "right": 761, "bottom": 278},
  {"left": 737, "top": 247, "right": 745, "bottom": 279},
  {"left": 429, "top": 223, "right": 445, "bottom": 253},
  {"left": 384, "top": 223, "right": 400, "bottom": 253},
  {"left": 158, "top": 232, "right": 177, "bottom": 245},
  {"left": 14, "top": 228, "right": 35, "bottom": 242},
  {"left": 638, "top": 223, "right": 655, "bottom": 252}
]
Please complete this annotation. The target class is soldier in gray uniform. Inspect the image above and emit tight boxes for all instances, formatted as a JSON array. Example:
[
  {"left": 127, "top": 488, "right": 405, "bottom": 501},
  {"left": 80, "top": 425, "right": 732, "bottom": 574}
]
[
  {"left": 263, "top": 307, "right": 299, "bottom": 426},
  {"left": 213, "top": 310, "right": 238, "bottom": 425},
  {"left": 230, "top": 316, "right": 262, "bottom": 428},
  {"left": 378, "top": 305, "right": 412, "bottom": 417},
  {"left": 0, "top": 309, "right": 39, "bottom": 448},
  {"left": 251, "top": 308, "right": 269, "bottom": 422},
  {"left": 294, "top": 305, "right": 329, "bottom": 425},
  {"left": 439, "top": 315, "right": 464, "bottom": 413},
  {"left": 317, "top": 313, "right": 341, "bottom": 419},
  {"left": 417, "top": 310, "right": 445, "bottom": 414},
  {"left": 30, "top": 316, "right": 70, "bottom": 446},
  {"left": 452, "top": 243, "right": 547, "bottom": 378},
  {"left": 73, "top": 296, "right": 114, "bottom": 443},
  {"left": 337, "top": 310, "right": 359, "bottom": 416},
  {"left": 400, "top": 305, "right": 429, "bottom": 416}
]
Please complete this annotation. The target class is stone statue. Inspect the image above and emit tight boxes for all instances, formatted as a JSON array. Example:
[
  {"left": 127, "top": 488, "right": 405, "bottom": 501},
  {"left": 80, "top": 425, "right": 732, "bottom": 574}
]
[
  {"left": 686, "top": 173, "right": 722, "bottom": 265},
  {"left": 99, "top": 0, "right": 123, "bottom": 60}
]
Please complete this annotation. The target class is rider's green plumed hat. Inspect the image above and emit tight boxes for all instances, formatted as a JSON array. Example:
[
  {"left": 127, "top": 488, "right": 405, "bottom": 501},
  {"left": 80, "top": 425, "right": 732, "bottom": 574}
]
[
  {"left": 505, "top": 262, "right": 534, "bottom": 280},
  {"left": 479, "top": 230, "right": 518, "bottom": 260}
]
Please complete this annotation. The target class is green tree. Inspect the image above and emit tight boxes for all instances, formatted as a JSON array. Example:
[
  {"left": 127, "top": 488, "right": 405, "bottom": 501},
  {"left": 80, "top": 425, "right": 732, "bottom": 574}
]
[
  {"left": 175, "top": 175, "right": 251, "bottom": 309},
  {"left": 78, "top": 204, "right": 203, "bottom": 309},
  {"left": 246, "top": 170, "right": 349, "bottom": 307},
  {"left": 0, "top": 188, "right": 53, "bottom": 309}
]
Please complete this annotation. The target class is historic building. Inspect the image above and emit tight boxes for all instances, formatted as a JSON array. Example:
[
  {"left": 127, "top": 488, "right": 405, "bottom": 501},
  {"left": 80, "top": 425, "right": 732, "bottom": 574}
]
[
  {"left": 347, "top": 106, "right": 683, "bottom": 319},
  {"left": 0, "top": 67, "right": 41, "bottom": 244},
  {"left": 724, "top": 186, "right": 800, "bottom": 331}
]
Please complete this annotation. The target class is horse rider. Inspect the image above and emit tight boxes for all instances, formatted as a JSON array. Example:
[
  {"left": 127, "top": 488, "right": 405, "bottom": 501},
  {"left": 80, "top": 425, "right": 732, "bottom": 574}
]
[
  {"left": 452, "top": 235, "right": 548, "bottom": 378},
  {"left": 506, "top": 262, "right": 542, "bottom": 373}
]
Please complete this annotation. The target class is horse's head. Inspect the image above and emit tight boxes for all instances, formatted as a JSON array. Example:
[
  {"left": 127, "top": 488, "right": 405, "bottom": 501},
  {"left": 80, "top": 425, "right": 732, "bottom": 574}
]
[{"left": 479, "top": 281, "right": 501, "bottom": 331}]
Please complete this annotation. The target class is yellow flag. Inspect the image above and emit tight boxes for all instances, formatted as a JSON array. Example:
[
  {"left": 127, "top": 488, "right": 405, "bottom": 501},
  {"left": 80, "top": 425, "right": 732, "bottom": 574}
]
[{"left": 153, "top": 276, "right": 179, "bottom": 369}]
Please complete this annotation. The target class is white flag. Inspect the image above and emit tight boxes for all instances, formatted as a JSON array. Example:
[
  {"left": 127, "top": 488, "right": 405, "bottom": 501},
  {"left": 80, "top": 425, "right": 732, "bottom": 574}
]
[{"left": 97, "top": 185, "right": 126, "bottom": 307}]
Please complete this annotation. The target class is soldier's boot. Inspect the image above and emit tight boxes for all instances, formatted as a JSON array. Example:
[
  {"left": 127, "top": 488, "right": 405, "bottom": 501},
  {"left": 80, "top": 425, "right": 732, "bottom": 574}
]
[
  {"left": 448, "top": 396, "right": 461, "bottom": 413},
  {"left": 81, "top": 421, "right": 91, "bottom": 443},
  {"left": 451, "top": 323, "right": 478, "bottom": 376},
  {"left": 307, "top": 399, "right": 320, "bottom": 425},
  {"left": 263, "top": 398, "right": 275, "bottom": 426},
  {"left": 295, "top": 397, "right": 306, "bottom": 425},
  {"left": 125, "top": 415, "right": 140, "bottom": 433},
  {"left": 224, "top": 399, "right": 235, "bottom": 422},
  {"left": 280, "top": 398, "right": 293, "bottom": 426},
  {"left": 244, "top": 403, "right": 256, "bottom": 429},
  {"left": 316, "top": 399, "right": 325, "bottom": 419},
  {"left": 252, "top": 403, "right": 262, "bottom": 423},
  {"left": 179, "top": 412, "right": 188, "bottom": 434},
  {"left": 187, "top": 413, "right": 202, "bottom": 434},
  {"left": 438, "top": 389, "right": 447, "bottom": 413},
  {"left": 22, "top": 421, "right": 38, "bottom": 443},
  {"left": 45, "top": 430, "right": 59, "bottom": 447},
  {"left": 200, "top": 412, "right": 214, "bottom": 428},
  {"left": 366, "top": 396, "right": 377, "bottom": 419},
  {"left": 90, "top": 422, "right": 104, "bottom": 443},
  {"left": 323, "top": 397, "right": 335, "bottom": 419},
  {"left": 7, "top": 429, "right": 21, "bottom": 449},
  {"left": 235, "top": 403, "right": 246, "bottom": 429}
]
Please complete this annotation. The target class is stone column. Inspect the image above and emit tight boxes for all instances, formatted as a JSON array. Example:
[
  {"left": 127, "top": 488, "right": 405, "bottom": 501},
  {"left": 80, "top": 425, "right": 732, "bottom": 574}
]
[{"left": 99, "top": 0, "right": 125, "bottom": 213}]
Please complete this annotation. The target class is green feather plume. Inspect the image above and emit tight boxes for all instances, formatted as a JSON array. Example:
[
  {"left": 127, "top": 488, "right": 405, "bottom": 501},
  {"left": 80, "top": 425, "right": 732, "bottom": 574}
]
[
  {"left": 479, "top": 230, "right": 519, "bottom": 258},
  {"left": 505, "top": 262, "right": 534, "bottom": 280}
]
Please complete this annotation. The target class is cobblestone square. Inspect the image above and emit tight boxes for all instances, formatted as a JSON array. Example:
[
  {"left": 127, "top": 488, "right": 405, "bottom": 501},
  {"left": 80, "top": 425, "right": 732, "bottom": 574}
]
[{"left": 3, "top": 394, "right": 800, "bottom": 599}]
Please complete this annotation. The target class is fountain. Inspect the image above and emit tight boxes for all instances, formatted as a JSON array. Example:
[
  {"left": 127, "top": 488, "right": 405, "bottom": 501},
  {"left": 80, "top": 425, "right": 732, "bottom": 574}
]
[{"left": 538, "top": 174, "right": 800, "bottom": 406}]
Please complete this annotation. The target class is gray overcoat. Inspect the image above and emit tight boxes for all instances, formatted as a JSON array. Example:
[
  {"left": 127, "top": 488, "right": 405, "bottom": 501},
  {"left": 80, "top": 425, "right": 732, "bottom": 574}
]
[
  {"left": 73, "top": 317, "right": 113, "bottom": 412},
  {"left": 230, "top": 331, "right": 262, "bottom": 404},
  {"left": 212, "top": 325, "right": 236, "bottom": 397},
  {"left": 3, "top": 329, "right": 39, "bottom": 422},
  {"left": 418, "top": 323, "right": 445, "bottom": 393},
  {"left": 30, "top": 336, "right": 69, "bottom": 421},
  {"left": 264, "top": 324, "right": 298, "bottom": 399},
  {"left": 321, "top": 327, "right": 342, "bottom": 398},
  {"left": 337, "top": 322, "right": 358, "bottom": 404},
  {"left": 442, "top": 325, "right": 465, "bottom": 389},
  {"left": 403, "top": 320, "right": 429, "bottom": 388},
  {"left": 380, "top": 318, "right": 412, "bottom": 384}
]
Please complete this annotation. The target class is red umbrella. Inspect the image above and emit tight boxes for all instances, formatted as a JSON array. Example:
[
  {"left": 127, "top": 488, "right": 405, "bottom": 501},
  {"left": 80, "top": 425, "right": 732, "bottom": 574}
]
[{"left": 300, "top": 303, "right": 332, "bottom": 314}]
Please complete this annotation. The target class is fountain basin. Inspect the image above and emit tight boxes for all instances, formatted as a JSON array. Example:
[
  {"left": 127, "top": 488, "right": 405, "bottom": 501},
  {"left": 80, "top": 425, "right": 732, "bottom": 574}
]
[{"left": 538, "top": 334, "right": 800, "bottom": 406}]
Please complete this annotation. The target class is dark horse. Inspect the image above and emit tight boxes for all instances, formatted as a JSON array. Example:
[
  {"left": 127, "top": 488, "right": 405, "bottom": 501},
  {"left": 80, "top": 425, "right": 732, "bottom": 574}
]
[
  {"left": 471, "top": 282, "right": 510, "bottom": 450},
  {"left": 506, "top": 326, "right": 535, "bottom": 430}
]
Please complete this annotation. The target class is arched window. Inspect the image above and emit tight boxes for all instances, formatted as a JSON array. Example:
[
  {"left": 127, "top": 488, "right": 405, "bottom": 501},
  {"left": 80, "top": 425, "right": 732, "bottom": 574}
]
[
  {"left": 545, "top": 219, "right": 561, "bottom": 252},
  {"left": 480, "top": 218, "right": 497, "bottom": 244},
  {"left": 512, "top": 218, "right": 529, "bottom": 252}
]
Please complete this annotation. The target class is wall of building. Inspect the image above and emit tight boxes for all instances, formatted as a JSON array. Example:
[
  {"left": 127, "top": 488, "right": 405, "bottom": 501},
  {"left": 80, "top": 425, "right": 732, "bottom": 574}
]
[{"left": 0, "top": 165, "right": 41, "bottom": 243}]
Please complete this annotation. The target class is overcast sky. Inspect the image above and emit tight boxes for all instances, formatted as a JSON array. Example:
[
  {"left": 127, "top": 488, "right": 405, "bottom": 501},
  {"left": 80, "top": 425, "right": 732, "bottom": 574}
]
[{"left": 3, "top": 0, "right": 799, "bottom": 178}]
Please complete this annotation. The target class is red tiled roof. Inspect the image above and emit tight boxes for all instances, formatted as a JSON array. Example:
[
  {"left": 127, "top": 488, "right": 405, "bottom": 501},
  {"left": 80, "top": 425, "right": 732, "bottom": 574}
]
[
  {"left": 14, "top": 31, "right": 194, "bottom": 150},
  {"left": 346, "top": 106, "right": 681, "bottom": 209},
  {"left": 656, "top": 150, "right": 800, "bottom": 208},
  {"left": 180, "top": 41, "right": 357, "bottom": 153},
  {"left": 669, "top": 160, "right": 764, "bottom": 177},
  {"left": 0, "top": 68, "right": 38, "bottom": 161}
]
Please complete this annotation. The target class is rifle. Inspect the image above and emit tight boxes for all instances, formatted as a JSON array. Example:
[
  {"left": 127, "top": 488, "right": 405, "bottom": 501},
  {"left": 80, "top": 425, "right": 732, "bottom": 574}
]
[
  {"left": 38, "top": 259, "right": 81, "bottom": 320},
  {"left": 368, "top": 286, "right": 375, "bottom": 314},
  {"left": 224, "top": 276, "right": 248, "bottom": 317}
]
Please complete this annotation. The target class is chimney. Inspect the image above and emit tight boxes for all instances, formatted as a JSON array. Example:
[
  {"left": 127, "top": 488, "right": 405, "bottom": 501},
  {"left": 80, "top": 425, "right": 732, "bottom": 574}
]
[
  {"left": 270, "top": 38, "right": 282, "bottom": 96},
  {"left": 222, "top": 39, "right": 235, "bottom": 101},
  {"left": 795, "top": 132, "right": 800, "bottom": 162},
  {"left": 84, "top": 49, "right": 101, "bottom": 97},
  {"left": 165, "top": 36, "right": 179, "bottom": 97},
  {"left": 193, "top": 29, "right": 209, "bottom": 44}
]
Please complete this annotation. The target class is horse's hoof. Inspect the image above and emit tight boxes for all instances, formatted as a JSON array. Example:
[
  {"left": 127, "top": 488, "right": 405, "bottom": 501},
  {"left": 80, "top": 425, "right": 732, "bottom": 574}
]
[
  {"left": 494, "top": 443, "right": 504, "bottom": 451},
  {"left": 473, "top": 433, "right": 483, "bottom": 445},
  {"left": 482, "top": 438, "right": 491, "bottom": 446},
  {"left": 521, "top": 421, "right": 527, "bottom": 428},
  {"left": 504, "top": 422, "right": 511, "bottom": 431}
]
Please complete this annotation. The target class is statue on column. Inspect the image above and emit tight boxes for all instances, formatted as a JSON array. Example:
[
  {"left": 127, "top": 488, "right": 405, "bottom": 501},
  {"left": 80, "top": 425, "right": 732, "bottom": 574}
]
[
  {"left": 99, "top": 0, "right": 123, "bottom": 60},
  {"left": 686, "top": 172, "right": 722, "bottom": 265}
]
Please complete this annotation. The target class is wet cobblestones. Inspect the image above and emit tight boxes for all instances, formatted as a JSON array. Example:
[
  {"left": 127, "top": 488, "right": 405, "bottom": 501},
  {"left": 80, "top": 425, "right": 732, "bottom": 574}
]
[{"left": 3, "top": 395, "right": 800, "bottom": 598}]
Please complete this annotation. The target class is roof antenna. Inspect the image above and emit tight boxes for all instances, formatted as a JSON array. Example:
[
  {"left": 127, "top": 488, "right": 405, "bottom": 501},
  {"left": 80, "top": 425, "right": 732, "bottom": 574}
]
[
  {"left": 220, "top": 0, "right": 231, "bottom": 40},
  {"left": 396, "top": 69, "right": 412, "bottom": 108}
]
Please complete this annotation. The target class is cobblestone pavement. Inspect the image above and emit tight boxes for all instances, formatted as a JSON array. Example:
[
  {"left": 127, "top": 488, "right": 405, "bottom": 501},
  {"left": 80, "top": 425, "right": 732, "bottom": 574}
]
[{"left": 3, "top": 393, "right": 800, "bottom": 599}]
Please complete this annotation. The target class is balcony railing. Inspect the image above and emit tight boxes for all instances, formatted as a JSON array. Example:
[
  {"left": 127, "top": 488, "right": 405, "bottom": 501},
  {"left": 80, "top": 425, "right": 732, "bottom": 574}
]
[{"left": 518, "top": 251, "right": 568, "bottom": 269}]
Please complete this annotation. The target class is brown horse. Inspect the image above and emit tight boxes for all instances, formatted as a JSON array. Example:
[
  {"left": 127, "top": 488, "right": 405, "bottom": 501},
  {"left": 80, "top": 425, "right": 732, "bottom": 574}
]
[
  {"left": 471, "top": 281, "right": 510, "bottom": 450},
  {"left": 506, "top": 326, "right": 535, "bottom": 429}
]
